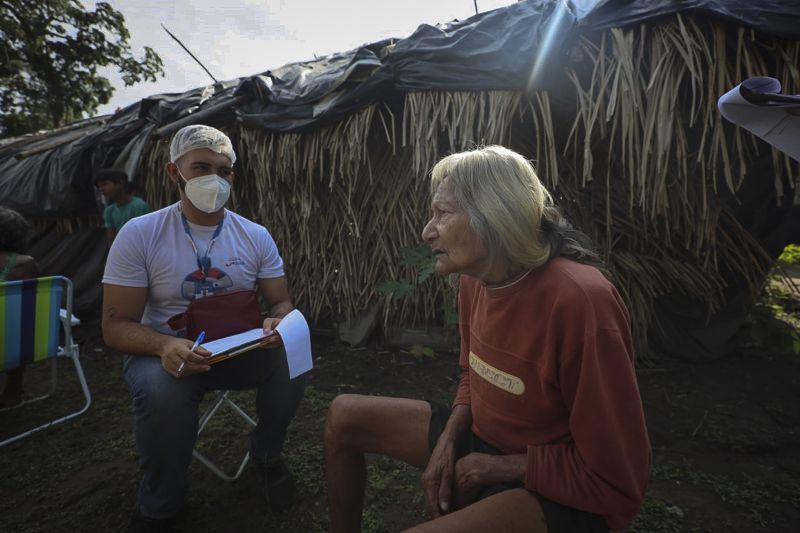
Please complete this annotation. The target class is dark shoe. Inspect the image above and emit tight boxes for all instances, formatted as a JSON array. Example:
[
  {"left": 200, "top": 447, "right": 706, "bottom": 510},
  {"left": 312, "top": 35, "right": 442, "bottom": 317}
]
[{"left": 251, "top": 455, "right": 295, "bottom": 512}]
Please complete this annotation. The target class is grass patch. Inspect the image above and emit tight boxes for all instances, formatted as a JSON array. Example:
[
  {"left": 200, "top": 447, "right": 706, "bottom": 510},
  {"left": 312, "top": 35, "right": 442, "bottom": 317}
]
[{"left": 629, "top": 496, "right": 684, "bottom": 533}]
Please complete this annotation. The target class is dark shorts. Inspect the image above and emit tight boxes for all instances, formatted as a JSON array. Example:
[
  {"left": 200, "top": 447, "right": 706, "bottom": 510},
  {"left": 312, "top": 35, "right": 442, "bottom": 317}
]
[{"left": 428, "top": 402, "right": 609, "bottom": 533}]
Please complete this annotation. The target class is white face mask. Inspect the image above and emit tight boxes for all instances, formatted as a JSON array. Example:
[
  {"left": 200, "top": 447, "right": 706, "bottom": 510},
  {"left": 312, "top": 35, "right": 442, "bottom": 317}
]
[{"left": 179, "top": 172, "right": 231, "bottom": 213}]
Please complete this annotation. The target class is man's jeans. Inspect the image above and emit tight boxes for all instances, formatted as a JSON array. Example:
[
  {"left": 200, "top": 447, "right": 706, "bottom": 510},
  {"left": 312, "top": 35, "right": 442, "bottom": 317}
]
[{"left": 123, "top": 347, "right": 306, "bottom": 520}]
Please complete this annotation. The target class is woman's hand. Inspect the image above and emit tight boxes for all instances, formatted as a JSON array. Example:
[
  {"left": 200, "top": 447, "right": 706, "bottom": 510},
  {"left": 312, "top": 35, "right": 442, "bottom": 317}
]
[
  {"left": 421, "top": 436, "right": 457, "bottom": 517},
  {"left": 452, "top": 453, "right": 528, "bottom": 510},
  {"left": 421, "top": 404, "right": 472, "bottom": 516}
]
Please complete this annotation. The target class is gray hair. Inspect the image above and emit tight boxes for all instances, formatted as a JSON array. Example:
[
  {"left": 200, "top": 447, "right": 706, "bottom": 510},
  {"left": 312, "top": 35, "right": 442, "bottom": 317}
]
[{"left": 430, "top": 145, "right": 603, "bottom": 271}]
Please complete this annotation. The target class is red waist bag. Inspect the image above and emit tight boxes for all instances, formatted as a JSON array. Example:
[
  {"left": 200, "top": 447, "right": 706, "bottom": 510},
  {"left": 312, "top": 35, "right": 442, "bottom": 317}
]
[{"left": 168, "top": 289, "right": 263, "bottom": 342}]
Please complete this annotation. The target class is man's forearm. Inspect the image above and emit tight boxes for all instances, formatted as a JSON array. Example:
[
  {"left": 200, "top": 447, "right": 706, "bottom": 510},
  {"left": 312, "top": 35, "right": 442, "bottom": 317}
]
[
  {"left": 269, "top": 300, "right": 294, "bottom": 319},
  {"left": 103, "top": 318, "right": 172, "bottom": 357}
]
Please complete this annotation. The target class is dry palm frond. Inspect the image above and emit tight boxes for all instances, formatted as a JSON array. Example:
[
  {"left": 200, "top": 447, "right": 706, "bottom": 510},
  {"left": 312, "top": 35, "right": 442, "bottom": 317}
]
[{"left": 402, "top": 90, "right": 522, "bottom": 175}]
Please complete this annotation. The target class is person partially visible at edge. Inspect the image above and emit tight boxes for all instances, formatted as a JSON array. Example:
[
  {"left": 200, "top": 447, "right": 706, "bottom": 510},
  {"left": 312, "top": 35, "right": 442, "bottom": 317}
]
[
  {"left": 0, "top": 206, "right": 39, "bottom": 409},
  {"left": 324, "top": 146, "right": 651, "bottom": 533},
  {"left": 101, "top": 125, "right": 306, "bottom": 533},
  {"left": 94, "top": 169, "right": 152, "bottom": 246}
]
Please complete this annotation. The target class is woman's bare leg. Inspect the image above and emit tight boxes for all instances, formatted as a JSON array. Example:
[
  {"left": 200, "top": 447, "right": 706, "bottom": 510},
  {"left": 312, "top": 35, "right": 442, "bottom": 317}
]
[
  {"left": 325, "top": 394, "right": 432, "bottom": 533},
  {"left": 403, "top": 488, "right": 548, "bottom": 533}
]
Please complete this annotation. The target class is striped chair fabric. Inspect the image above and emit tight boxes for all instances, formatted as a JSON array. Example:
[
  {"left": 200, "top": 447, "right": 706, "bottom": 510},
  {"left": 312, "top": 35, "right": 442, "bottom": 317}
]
[
  {"left": 0, "top": 276, "right": 63, "bottom": 371},
  {"left": 0, "top": 275, "right": 91, "bottom": 447}
]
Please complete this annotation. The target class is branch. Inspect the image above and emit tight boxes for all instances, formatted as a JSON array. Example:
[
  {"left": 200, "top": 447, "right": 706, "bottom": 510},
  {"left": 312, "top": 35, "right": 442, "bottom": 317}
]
[{"left": 161, "top": 24, "right": 217, "bottom": 83}]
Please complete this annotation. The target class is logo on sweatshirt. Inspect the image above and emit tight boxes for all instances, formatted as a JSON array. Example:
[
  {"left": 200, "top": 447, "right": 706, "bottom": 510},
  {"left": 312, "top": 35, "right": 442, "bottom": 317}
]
[{"left": 469, "top": 351, "right": 525, "bottom": 396}]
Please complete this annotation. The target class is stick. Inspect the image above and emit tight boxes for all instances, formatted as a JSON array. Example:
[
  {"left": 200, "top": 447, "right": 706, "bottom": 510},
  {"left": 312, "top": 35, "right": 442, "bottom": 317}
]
[
  {"left": 691, "top": 410, "right": 708, "bottom": 438},
  {"left": 161, "top": 24, "right": 218, "bottom": 83}
]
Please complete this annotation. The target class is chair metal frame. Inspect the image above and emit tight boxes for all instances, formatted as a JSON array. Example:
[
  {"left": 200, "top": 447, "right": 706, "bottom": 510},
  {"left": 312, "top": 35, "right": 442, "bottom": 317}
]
[
  {"left": 192, "top": 390, "right": 256, "bottom": 481},
  {"left": 0, "top": 276, "right": 92, "bottom": 447}
]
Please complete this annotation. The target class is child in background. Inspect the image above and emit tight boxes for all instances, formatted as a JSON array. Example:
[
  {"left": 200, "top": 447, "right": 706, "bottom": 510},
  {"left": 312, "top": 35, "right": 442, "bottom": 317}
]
[{"left": 94, "top": 169, "right": 152, "bottom": 246}]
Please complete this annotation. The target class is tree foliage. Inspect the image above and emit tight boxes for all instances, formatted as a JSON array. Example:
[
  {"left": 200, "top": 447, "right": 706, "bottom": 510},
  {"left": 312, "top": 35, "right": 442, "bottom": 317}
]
[{"left": 0, "top": 0, "right": 164, "bottom": 137}]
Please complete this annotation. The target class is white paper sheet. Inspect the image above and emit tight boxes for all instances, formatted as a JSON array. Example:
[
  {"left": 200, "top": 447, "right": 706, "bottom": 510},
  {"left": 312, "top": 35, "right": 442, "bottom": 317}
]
[
  {"left": 200, "top": 328, "right": 266, "bottom": 356},
  {"left": 274, "top": 309, "right": 313, "bottom": 379}
]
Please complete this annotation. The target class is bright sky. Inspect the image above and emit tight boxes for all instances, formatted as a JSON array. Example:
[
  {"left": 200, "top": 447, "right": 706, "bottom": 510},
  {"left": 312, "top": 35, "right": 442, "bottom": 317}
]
[{"left": 95, "top": 0, "right": 518, "bottom": 115}]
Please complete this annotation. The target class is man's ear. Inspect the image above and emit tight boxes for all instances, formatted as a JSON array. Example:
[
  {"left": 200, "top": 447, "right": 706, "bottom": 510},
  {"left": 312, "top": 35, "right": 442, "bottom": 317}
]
[{"left": 166, "top": 162, "right": 179, "bottom": 184}]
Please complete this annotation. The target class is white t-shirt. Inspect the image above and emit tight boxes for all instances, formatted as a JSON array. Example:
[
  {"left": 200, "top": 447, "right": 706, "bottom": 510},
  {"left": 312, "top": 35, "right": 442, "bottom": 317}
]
[{"left": 102, "top": 202, "right": 285, "bottom": 335}]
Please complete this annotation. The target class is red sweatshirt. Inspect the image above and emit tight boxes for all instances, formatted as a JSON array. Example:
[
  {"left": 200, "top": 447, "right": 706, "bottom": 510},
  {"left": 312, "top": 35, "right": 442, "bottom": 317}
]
[{"left": 454, "top": 257, "right": 651, "bottom": 531}]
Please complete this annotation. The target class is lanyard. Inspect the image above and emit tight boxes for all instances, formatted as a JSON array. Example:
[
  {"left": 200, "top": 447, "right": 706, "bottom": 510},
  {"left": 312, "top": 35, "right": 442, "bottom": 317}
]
[{"left": 181, "top": 212, "right": 224, "bottom": 276}]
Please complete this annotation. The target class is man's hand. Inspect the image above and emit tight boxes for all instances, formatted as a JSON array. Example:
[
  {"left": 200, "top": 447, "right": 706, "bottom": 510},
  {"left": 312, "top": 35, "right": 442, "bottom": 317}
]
[
  {"left": 421, "top": 437, "right": 457, "bottom": 518},
  {"left": 260, "top": 317, "right": 284, "bottom": 349},
  {"left": 256, "top": 276, "right": 293, "bottom": 346},
  {"left": 159, "top": 337, "right": 211, "bottom": 378}
]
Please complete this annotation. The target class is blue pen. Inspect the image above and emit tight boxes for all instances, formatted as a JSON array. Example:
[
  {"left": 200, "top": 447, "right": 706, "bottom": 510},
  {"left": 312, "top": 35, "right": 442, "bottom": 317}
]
[
  {"left": 177, "top": 331, "right": 206, "bottom": 377},
  {"left": 191, "top": 331, "right": 206, "bottom": 352}
]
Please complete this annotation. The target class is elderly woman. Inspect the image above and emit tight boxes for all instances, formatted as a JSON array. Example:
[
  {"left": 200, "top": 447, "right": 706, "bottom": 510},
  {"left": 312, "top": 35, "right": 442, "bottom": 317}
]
[
  {"left": 324, "top": 146, "right": 651, "bottom": 533},
  {"left": 0, "top": 207, "right": 39, "bottom": 408}
]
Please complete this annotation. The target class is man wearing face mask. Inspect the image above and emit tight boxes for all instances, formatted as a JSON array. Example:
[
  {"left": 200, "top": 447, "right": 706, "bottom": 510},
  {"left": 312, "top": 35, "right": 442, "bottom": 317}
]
[{"left": 101, "top": 125, "right": 306, "bottom": 532}]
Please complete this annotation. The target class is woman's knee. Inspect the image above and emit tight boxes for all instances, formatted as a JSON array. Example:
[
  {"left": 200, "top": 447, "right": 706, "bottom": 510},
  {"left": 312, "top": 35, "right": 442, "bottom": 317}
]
[
  {"left": 325, "top": 393, "right": 369, "bottom": 445},
  {"left": 325, "top": 395, "right": 431, "bottom": 465}
]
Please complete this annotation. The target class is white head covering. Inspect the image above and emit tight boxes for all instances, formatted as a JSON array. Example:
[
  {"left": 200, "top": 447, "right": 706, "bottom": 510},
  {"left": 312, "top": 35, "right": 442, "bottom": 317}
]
[
  {"left": 718, "top": 77, "right": 800, "bottom": 163},
  {"left": 169, "top": 124, "right": 237, "bottom": 165}
]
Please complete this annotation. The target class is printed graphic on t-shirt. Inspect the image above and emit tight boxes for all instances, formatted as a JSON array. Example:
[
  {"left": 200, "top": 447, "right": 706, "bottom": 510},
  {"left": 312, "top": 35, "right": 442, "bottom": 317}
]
[
  {"left": 224, "top": 257, "right": 245, "bottom": 267},
  {"left": 181, "top": 266, "right": 233, "bottom": 299},
  {"left": 469, "top": 351, "right": 526, "bottom": 395}
]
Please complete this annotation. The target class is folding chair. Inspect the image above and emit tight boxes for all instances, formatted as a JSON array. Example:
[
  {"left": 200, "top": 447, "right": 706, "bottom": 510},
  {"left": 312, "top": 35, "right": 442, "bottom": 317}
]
[
  {"left": 192, "top": 390, "right": 256, "bottom": 481},
  {"left": 0, "top": 276, "right": 92, "bottom": 447}
]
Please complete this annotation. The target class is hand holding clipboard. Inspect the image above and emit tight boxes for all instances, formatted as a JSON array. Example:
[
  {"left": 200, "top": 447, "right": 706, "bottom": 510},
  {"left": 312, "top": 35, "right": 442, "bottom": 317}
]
[{"left": 198, "top": 310, "right": 313, "bottom": 379}]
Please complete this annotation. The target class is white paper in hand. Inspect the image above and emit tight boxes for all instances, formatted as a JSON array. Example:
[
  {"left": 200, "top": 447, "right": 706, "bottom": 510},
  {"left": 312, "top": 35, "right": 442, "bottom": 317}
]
[{"left": 275, "top": 309, "right": 313, "bottom": 379}]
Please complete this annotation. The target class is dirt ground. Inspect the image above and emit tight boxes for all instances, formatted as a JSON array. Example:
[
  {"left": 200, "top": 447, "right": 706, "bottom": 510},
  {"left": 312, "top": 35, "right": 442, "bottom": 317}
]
[{"left": 1, "top": 316, "right": 798, "bottom": 533}]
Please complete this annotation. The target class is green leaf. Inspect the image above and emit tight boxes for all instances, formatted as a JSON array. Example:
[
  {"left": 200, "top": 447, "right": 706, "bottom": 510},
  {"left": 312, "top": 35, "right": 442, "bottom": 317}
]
[
  {"left": 445, "top": 304, "right": 459, "bottom": 325},
  {"left": 778, "top": 244, "right": 800, "bottom": 265},
  {"left": 417, "top": 259, "right": 437, "bottom": 282},
  {"left": 400, "top": 245, "right": 435, "bottom": 268},
  {"left": 409, "top": 344, "right": 435, "bottom": 359},
  {"left": 376, "top": 281, "right": 413, "bottom": 301}
]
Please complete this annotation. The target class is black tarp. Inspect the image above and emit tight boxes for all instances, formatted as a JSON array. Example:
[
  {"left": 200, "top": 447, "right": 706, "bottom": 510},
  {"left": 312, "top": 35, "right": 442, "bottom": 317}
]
[
  {"left": 0, "top": 122, "right": 108, "bottom": 216},
  {"left": 28, "top": 227, "right": 107, "bottom": 313},
  {"left": 584, "top": 0, "right": 800, "bottom": 39},
  {"left": 236, "top": 44, "right": 394, "bottom": 131}
]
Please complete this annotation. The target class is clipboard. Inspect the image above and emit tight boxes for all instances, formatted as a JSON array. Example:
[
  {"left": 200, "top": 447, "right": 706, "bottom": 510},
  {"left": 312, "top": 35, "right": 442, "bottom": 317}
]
[{"left": 200, "top": 328, "right": 277, "bottom": 365}]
